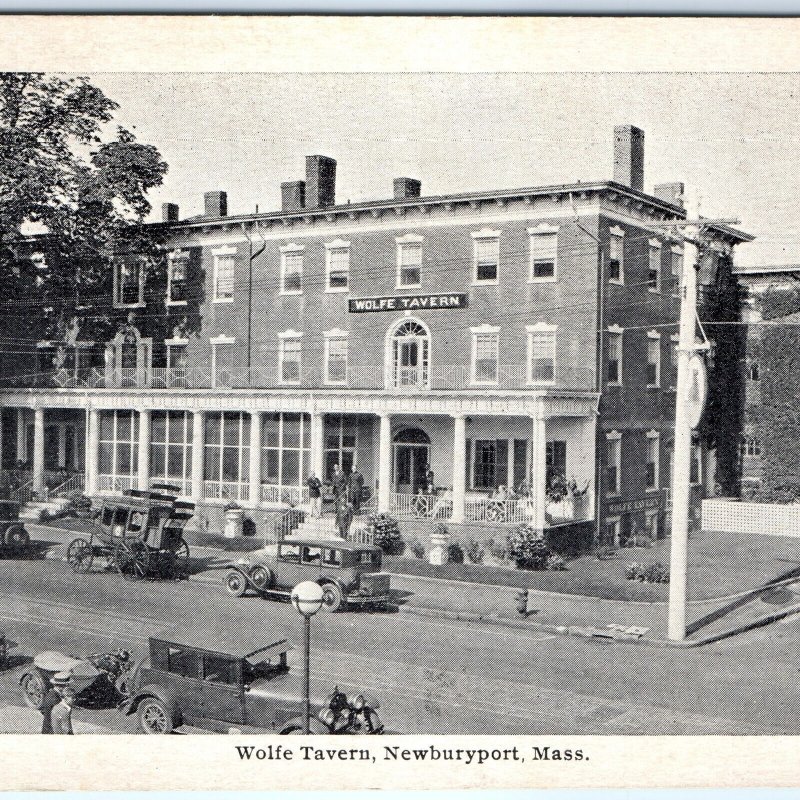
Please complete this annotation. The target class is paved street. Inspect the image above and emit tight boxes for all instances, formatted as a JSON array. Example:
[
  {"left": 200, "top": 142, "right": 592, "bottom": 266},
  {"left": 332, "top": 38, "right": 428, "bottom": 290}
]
[{"left": 0, "top": 546, "right": 799, "bottom": 735}]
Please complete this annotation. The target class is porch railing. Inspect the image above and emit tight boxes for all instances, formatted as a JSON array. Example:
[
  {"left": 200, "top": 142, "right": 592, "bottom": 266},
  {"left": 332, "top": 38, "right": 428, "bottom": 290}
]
[
  {"left": 50, "top": 472, "right": 86, "bottom": 498},
  {"left": 3, "top": 364, "right": 594, "bottom": 393},
  {"left": 9, "top": 477, "right": 36, "bottom": 506},
  {"left": 202, "top": 480, "right": 249, "bottom": 503},
  {"left": 97, "top": 474, "right": 138, "bottom": 493},
  {"left": 260, "top": 484, "right": 310, "bottom": 506},
  {"left": 347, "top": 527, "right": 375, "bottom": 546}
]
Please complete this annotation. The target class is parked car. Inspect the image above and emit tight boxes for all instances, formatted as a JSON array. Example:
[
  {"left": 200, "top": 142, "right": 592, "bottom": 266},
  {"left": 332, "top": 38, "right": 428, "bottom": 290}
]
[
  {"left": 122, "top": 628, "right": 384, "bottom": 735},
  {"left": 0, "top": 501, "right": 30, "bottom": 555},
  {"left": 224, "top": 538, "right": 391, "bottom": 612}
]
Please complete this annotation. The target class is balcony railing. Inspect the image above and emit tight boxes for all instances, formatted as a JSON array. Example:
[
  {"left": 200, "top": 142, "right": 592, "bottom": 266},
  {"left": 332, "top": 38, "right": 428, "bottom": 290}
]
[{"left": 3, "top": 364, "right": 593, "bottom": 393}]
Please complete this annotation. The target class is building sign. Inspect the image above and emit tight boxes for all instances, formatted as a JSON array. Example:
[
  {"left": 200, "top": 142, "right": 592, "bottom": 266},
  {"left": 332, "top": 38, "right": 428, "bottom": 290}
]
[
  {"left": 606, "top": 495, "right": 663, "bottom": 515},
  {"left": 348, "top": 293, "right": 468, "bottom": 313}
]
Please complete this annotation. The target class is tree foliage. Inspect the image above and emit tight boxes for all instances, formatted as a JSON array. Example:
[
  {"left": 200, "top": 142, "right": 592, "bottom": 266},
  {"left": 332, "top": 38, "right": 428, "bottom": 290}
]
[{"left": 0, "top": 73, "right": 168, "bottom": 351}]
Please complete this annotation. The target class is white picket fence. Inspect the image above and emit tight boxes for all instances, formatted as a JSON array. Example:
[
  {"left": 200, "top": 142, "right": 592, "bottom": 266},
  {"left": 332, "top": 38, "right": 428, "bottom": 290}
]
[{"left": 702, "top": 499, "right": 800, "bottom": 537}]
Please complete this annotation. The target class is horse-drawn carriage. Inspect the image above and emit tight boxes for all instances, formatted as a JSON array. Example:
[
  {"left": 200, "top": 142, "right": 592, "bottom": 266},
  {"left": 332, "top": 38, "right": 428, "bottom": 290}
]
[{"left": 65, "top": 485, "right": 193, "bottom": 581}]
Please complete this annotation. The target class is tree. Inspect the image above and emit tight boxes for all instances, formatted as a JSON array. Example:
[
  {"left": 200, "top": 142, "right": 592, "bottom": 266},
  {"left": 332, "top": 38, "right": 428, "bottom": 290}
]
[{"left": 0, "top": 73, "right": 168, "bottom": 367}]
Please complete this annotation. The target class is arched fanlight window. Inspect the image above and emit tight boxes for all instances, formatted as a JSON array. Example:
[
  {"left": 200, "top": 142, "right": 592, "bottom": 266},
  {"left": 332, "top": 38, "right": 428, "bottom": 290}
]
[{"left": 388, "top": 319, "right": 430, "bottom": 389}]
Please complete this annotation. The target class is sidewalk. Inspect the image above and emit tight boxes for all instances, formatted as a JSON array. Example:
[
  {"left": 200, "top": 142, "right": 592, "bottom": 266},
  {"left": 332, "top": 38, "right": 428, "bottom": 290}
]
[{"left": 32, "top": 523, "right": 800, "bottom": 647}]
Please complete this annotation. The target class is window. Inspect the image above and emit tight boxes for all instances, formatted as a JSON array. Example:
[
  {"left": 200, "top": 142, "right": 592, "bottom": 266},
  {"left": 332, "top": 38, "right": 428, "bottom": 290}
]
[
  {"left": 647, "top": 332, "right": 661, "bottom": 387},
  {"left": 212, "top": 246, "right": 236, "bottom": 302},
  {"left": 529, "top": 227, "right": 558, "bottom": 281},
  {"left": 606, "top": 517, "right": 620, "bottom": 546},
  {"left": 167, "top": 646, "right": 199, "bottom": 678},
  {"left": 325, "top": 242, "right": 350, "bottom": 291},
  {"left": 607, "top": 326, "right": 623, "bottom": 385},
  {"left": 279, "top": 332, "right": 302, "bottom": 384},
  {"left": 324, "top": 414, "right": 358, "bottom": 479},
  {"left": 167, "top": 249, "right": 189, "bottom": 304},
  {"left": 671, "top": 245, "right": 683, "bottom": 290},
  {"left": 204, "top": 412, "right": 250, "bottom": 489},
  {"left": 609, "top": 227, "right": 624, "bottom": 283},
  {"left": 472, "top": 231, "right": 500, "bottom": 283},
  {"left": 211, "top": 335, "right": 235, "bottom": 388},
  {"left": 114, "top": 257, "right": 144, "bottom": 306},
  {"left": 648, "top": 239, "right": 662, "bottom": 292},
  {"left": 606, "top": 432, "right": 621, "bottom": 495},
  {"left": 166, "top": 342, "right": 187, "bottom": 387},
  {"left": 261, "top": 412, "right": 310, "bottom": 489},
  {"left": 472, "top": 439, "right": 508, "bottom": 490},
  {"left": 471, "top": 326, "right": 499, "bottom": 384},
  {"left": 323, "top": 548, "right": 342, "bottom": 567},
  {"left": 150, "top": 411, "right": 193, "bottom": 495},
  {"left": 280, "top": 245, "right": 304, "bottom": 294},
  {"left": 98, "top": 410, "right": 139, "bottom": 482},
  {"left": 546, "top": 440, "right": 567, "bottom": 479},
  {"left": 389, "top": 318, "right": 430, "bottom": 389},
  {"left": 280, "top": 543, "right": 300, "bottom": 562},
  {"left": 324, "top": 331, "right": 348, "bottom": 384},
  {"left": 748, "top": 362, "right": 760, "bottom": 382},
  {"left": 646, "top": 432, "right": 659, "bottom": 490},
  {"left": 301, "top": 546, "right": 322, "bottom": 564},
  {"left": 203, "top": 655, "right": 236, "bottom": 685},
  {"left": 396, "top": 235, "right": 423, "bottom": 287},
  {"left": 740, "top": 437, "right": 762, "bottom": 458},
  {"left": 527, "top": 323, "right": 556, "bottom": 383}
]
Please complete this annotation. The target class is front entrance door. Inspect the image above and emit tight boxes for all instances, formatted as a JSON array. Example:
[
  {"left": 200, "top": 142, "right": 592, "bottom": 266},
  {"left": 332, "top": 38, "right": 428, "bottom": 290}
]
[
  {"left": 44, "top": 425, "right": 59, "bottom": 471},
  {"left": 394, "top": 445, "right": 430, "bottom": 494}
]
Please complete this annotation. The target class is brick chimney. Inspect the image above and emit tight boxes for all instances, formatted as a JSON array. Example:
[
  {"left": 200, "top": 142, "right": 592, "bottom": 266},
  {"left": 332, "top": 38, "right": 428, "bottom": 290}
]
[
  {"left": 305, "top": 156, "right": 336, "bottom": 208},
  {"left": 281, "top": 181, "right": 306, "bottom": 212},
  {"left": 162, "top": 203, "right": 179, "bottom": 222},
  {"left": 654, "top": 182, "right": 685, "bottom": 208},
  {"left": 204, "top": 191, "right": 228, "bottom": 218},
  {"left": 394, "top": 178, "right": 422, "bottom": 200},
  {"left": 613, "top": 125, "right": 644, "bottom": 192}
]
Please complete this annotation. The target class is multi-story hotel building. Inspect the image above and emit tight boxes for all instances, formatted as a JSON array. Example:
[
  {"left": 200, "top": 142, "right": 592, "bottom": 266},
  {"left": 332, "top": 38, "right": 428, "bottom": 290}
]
[{"left": 0, "top": 126, "right": 752, "bottom": 544}]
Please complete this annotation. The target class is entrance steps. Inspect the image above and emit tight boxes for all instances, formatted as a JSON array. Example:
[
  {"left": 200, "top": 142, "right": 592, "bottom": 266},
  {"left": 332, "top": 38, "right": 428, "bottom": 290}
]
[{"left": 290, "top": 514, "right": 369, "bottom": 541}]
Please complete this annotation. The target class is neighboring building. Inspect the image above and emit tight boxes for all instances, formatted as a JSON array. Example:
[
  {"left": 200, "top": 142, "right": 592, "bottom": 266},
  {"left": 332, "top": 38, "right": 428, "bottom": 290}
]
[
  {"left": 0, "top": 126, "right": 752, "bottom": 544},
  {"left": 733, "top": 263, "right": 800, "bottom": 495}
]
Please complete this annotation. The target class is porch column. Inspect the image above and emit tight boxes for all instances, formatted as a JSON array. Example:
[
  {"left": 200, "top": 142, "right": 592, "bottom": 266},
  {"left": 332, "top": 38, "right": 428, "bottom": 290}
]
[
  {"left": 450, "top": 413, "right": 466, "bottom": 523},
  {"left": 86, "top": 408, "right": 99, "bottom": 496},
  {"left": 137, "top": 409, "right": 151, "bottom": 491},
  {"left": 310, "top": 412, "right": 324, "bottom": 479},
  {"left": 377, "top": 412, "right": 391, "bottom": 513},
  {"left": 249, "top": 410, "right": 262, "bottom": 505},
  {"left": 16, "top": 408, "right": 26, "bottom": 463},
  {"left": 582, "top": 416, "right": 597, "bottom": 521},
  {"left": 191, "top": 410, "right": 205, "bottom": 505},
  {"left": 530, "top": 405, "right": 547, "bottom": 532},
  {"left": 32, "top": 407, "right": 45, "bottom": 495}
]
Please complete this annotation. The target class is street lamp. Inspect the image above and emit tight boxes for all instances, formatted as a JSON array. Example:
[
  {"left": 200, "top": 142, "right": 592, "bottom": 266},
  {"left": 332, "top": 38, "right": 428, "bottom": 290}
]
[{"left": 291, "top": 581, "right": 324, "bottom": 734}]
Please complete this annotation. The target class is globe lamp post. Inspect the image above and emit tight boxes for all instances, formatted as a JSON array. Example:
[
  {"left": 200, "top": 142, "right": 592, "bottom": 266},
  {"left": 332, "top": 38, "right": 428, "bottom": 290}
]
[{"left": 291, "top": 581, "right": 324, "bottom": 734}]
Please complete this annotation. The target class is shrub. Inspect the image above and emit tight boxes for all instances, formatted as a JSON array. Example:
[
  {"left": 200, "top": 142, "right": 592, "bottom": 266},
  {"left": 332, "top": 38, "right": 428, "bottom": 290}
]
[
  {"left": 63, "top": 492, "right": 93, "bottom": 518},
  {"left": 506, "top": 524, "right": 550, "bottom": 571},
  {"left": 368, "top": 513, "right": 405, "bottom": 555},
  {"left": 625, "top": 562, "right": 670, "bottom": 583},
  {"left": 546, "top": 553, "right": 566, "bottom": 571},
  {"left": 447, "top": 542, "right": 465, "bottom": 564},
  {"left": 486, "top": 538, "right": 507, "bottom": 563},
  {"left": 465, "top": 539, "right": 485, "bottom": 564},
  {"left": 407, "top": 538, "right": 426, "bottom": 559}
]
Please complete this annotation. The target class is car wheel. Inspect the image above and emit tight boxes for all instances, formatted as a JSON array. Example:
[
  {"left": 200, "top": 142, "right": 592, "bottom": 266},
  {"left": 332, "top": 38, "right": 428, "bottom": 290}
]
[
  {"left": 21, "top": 670, "right": 48, "bottom": 710},
  {"left": 4, "top": 524, "right": 29, "bottom": 553},
  {"left": 321, "top": 582, "right": 343, "bottom": 612},
  {"left": 138, "top": 698, "right": 174, "bottom": 734},
  {"left": 249, "top": 565, "right": 273, "bottom": 592},
  {"left": 225, "top": 571, "right": 247, "bottom": 597}
]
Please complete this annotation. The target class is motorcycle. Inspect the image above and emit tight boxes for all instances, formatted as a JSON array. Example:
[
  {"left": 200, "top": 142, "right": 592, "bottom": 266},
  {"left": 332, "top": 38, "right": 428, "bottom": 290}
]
[
  {"left": 320, "top": 687, "right": 384, "bottom": 735},
  {"left": 20, "top": 648, "right": 133, "bottom": 710}
]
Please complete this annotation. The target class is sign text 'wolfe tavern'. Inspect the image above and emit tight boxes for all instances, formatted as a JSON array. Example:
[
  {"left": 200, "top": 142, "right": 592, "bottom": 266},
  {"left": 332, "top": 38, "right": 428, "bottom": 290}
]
[{"left": 348, "top": 293, "right": 468, "bottom": 313}]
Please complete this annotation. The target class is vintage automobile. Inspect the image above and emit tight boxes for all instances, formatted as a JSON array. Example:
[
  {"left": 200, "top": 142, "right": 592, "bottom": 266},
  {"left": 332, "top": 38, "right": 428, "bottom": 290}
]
[
  {"left": 122, "top": 628, "right": 384, "bottom": 735},
  {"left": 224, "top": 538, "right": 391, "bottom": 612},
  {"left": 0, "top": 501, "right": 30, "bottom": 555}
]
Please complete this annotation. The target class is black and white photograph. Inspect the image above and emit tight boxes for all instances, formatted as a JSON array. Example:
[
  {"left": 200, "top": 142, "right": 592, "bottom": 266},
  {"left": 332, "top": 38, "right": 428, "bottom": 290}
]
[{"left": 2, "top": 13, "right": 800, "bottom": 791}]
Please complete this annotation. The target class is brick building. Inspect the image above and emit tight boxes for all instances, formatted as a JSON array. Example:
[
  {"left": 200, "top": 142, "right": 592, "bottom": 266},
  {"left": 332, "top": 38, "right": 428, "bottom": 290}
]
[{"left": 0, "top": 126, "right": 751, "bottom": 544}]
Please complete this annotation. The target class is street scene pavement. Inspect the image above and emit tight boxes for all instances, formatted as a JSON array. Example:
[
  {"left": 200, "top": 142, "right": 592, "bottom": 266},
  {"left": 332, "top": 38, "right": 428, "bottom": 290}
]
[{"left": 1, "top": 524, "right": 800, "bottom": 735}]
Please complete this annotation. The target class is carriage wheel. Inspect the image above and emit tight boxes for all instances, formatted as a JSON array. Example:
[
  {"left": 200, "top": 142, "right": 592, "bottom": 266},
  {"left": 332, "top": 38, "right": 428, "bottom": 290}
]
[
  {"left": 66, "top": 538, "right": 94, "bottom": 573},
  {"left": 171, "top": 538, "right": 190, "bottom": 576},
  {"left": 114, "top": 540, "right": 150, "bottom": 581}
]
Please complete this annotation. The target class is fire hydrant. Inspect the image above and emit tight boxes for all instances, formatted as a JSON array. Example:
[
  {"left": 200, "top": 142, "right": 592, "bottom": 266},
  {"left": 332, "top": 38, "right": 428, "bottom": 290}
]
[{"left": 515, "top": 588, "right": 529, "bottom": 615}]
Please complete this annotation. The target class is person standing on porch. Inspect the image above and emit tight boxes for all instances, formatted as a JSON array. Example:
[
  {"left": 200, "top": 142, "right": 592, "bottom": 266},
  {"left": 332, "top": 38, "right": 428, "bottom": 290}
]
[
  {"left": 348, "top": 465, "right": 364, "bottom": 515},
  {"left": 306, "top": 471, "right": 322, "bottom": 518},
  {"left": 424, "top": 464, "right": 435, "bottom": 495},
  {"left": 331, "top": 463, "right": 347, "bottom": 502}
]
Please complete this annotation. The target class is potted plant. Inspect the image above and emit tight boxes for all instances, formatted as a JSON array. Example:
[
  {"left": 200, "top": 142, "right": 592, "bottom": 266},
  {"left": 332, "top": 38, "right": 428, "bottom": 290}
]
[
  {"left": 223, "top": 500, "right": 244, "bottom": 538},
  {"left": 563, "top": 476, "right": 590, "bottom": 520}
]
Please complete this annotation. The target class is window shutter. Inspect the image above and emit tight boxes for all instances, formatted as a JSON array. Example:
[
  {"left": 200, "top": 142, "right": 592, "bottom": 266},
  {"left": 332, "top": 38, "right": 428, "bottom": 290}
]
[
  {"left": 496, "top": 439, "right": 509, "bottom": 487},
  {"left": 465, "top": 438, "right": 472, "bottom": 489}
]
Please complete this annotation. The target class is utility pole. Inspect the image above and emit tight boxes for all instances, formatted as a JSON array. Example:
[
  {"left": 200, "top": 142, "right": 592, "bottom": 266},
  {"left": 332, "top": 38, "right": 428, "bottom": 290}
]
[{"left": 667, "top": 194, "right": 700, "bottom": 642}]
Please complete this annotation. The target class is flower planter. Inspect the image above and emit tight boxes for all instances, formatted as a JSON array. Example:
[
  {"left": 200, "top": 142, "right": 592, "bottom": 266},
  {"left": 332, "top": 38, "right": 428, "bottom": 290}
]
[
  {"left": 224, "top": 507, "right": 244, "bottom": 539},
  {"left": 429, "top": 530, "right": 450, "bottom": 566}
]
